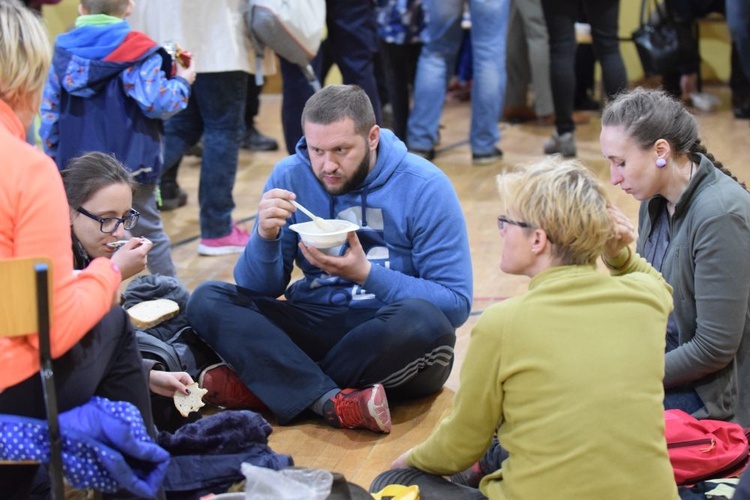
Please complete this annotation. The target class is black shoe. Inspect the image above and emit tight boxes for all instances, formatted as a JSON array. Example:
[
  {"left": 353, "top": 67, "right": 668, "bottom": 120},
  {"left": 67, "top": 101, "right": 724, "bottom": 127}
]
[
  {"left": 574, "top": 96, "right": 601, "bottom": 111},
  {"left": 241, "top": 126, "right": 279, "bottom": 151},
  {"left": 472, "top": 147, "right": 503, "bottom": 166},
  {"left": 409, "top": 148, "right": 436, "bottom": 161},
  {"left": 734, "top": 102, "right": 750, "bottom": 119},
  {"left": 158, "top": 184, "right": 188, "bottom": 211},
  {"left": 185, "top": 142, "right": 203, "bottom": 157}
]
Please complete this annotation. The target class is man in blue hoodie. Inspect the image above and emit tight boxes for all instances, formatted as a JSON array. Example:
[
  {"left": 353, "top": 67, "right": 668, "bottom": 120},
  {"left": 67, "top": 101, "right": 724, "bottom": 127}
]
[
  {"left": 188, "top": 85, "right": 473, "bottom": 433},
  {"left": 39, "top": 0, "right": 194, "bottom": 278}
]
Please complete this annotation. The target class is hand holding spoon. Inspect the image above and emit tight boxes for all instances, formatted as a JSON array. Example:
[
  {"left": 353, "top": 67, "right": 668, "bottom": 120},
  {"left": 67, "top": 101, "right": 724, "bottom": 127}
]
[{"left": 291, "top": 200, "right": 336, "bottom": 232}]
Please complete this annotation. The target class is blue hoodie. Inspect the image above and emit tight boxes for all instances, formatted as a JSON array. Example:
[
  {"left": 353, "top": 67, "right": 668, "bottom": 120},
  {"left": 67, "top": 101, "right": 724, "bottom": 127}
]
[
  {"left": 234, "top": 129, "right": 473, "bottom": 328},
  {"left": 39, "top": 19, "right": 190, "bottom": 183}
]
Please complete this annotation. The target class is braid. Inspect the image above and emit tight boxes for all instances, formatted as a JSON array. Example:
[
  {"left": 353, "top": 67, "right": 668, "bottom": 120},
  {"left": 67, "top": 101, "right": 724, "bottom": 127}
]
[{"left": 689, "top": 140, "right": 748, "bottom": 191}]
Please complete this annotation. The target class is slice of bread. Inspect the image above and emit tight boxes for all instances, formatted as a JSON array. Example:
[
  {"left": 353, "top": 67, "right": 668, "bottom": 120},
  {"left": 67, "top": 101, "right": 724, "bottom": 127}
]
[
  {"left": 173, "top": 382, "right": 207, "bottom": 417},
  {"left": 127, "top": 298, "right": 180, "bottom": 330}
]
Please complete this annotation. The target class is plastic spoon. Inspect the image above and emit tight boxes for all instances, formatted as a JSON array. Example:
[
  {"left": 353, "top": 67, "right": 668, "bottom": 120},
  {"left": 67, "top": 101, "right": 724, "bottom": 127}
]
[{"left": 291, "top": 200, "right": 336, "bottom": 231}]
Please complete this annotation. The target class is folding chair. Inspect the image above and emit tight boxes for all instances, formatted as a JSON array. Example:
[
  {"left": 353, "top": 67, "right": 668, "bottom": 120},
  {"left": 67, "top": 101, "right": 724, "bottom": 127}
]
[{"left": 0, "top": 257, "right": 64, "bottom": 499}]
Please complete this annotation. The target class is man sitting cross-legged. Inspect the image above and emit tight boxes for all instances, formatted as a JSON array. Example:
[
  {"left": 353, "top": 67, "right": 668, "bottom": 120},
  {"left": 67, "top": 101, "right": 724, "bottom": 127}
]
[{"left": 188, "top": 84, "right": 473, "bottom": 433}]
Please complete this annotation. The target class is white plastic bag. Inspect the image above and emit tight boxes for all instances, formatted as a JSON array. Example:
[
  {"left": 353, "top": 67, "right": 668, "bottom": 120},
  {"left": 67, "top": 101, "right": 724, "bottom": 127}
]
[{"left": 241, "top": 463, "right": 333, "bottom": 500}]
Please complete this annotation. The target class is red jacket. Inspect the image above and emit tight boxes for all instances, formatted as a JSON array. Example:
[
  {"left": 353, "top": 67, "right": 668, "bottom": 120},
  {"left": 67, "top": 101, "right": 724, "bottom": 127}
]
[{"left": 0, "top": 98, "right": 121, "bottom": 390}]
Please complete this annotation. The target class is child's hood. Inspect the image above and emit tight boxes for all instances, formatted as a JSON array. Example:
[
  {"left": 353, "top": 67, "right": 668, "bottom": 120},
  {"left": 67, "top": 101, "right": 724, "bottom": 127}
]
[{"left": 52, "top": 21, "right": 160, "bottom": 97}]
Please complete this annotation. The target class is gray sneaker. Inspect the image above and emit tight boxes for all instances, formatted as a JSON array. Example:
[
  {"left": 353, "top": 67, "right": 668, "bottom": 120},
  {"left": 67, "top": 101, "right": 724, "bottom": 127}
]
[{"left": 543, "top": 132, "right": 577, "bottom": 157}]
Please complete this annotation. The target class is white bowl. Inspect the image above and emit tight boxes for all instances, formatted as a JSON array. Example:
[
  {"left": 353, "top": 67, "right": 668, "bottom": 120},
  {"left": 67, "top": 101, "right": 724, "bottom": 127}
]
[{"left": 289, "top": 220, "right": 360, "bottom": 253}]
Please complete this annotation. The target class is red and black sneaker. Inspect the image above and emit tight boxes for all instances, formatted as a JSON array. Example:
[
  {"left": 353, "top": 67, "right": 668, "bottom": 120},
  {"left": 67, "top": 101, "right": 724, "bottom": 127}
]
[
  {"left": 198, "top": 362, "right": 266, "bottom": 411},
  {"left": 323, "top": 384, "right": 391, "bottom": 433}
]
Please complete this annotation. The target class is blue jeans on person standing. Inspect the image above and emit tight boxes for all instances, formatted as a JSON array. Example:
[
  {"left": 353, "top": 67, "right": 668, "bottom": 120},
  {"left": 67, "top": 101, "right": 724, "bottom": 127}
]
[
  {"left": 407, "top": 0, "right": 510, "bottom": 156},
  {"left": 727, "top": 0, "right": 750, "bottom": 82},
  {"left": 162, "top": 71, "right": 248, "bottom": 239},
  {"left": 280, "top": 0, "right": 381, "bottom": 154}
]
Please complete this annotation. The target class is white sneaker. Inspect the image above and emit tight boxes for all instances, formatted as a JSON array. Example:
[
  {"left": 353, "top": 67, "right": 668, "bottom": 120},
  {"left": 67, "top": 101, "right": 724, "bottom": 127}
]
[{"left": 689, "top": 92, "right": 719, "bottom": 112}]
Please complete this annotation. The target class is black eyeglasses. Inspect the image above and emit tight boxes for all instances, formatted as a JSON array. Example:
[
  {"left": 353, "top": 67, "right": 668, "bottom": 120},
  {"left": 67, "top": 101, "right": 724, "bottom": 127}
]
[
  {"left": 497, "top": 215, "right": 531, "bottom": 231},
  {"left": 497, "top": 215, "right": 554, "bottom": 243},
  {"left": 76, "top": 206, "right": 140, "bottom": 234}
]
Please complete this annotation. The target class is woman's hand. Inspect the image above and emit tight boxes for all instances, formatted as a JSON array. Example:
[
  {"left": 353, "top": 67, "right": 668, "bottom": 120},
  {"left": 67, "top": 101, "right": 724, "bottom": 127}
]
[
  {"left": 149, "top": 370, "right": 194, "bottom": 398},
  {"left": 603, "top": 206, "right": 637, "bottom": 261},
  {"left": 390, "top": 449, "right": 413, "bottom": 470},
  {"left": 111, "top": 237, "right": 152, "bottom": 280}
]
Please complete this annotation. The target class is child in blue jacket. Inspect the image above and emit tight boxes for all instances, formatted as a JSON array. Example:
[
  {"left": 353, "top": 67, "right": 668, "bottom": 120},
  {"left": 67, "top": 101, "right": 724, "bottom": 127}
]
[{"left": 40, "top": 0, "right": 195, "bottom": 278}]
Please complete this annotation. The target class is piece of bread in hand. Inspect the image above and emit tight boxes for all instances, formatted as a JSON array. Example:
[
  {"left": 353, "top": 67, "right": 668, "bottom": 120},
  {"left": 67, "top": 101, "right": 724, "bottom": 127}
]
[
  {"left": 174, "top": 382, "right": 207, "bottom": 417},
  {"left": 127, "top": 298, "right": 180, "bottom": 330}
]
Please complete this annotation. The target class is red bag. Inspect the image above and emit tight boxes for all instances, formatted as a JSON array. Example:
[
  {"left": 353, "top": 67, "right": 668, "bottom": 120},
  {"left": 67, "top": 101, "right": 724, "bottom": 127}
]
[{"left": 665, "top": 409, "right": 750, "bottom": 485}]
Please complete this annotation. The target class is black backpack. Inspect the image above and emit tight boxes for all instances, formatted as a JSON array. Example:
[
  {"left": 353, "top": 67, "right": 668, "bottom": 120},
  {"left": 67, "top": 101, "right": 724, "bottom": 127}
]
[{"left": 136, "top": 326, "right": 220, "bottom": 380}]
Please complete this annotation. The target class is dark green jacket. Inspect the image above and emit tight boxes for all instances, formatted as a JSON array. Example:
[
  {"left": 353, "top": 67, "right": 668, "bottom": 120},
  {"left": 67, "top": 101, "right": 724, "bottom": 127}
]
[{"left": 638, "top": 154, "right": 750, "bottom": 425}]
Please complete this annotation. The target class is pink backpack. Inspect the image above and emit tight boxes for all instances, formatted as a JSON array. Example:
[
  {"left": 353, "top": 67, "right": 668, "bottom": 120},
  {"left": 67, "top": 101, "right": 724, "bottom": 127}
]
[{"left": 665, "top": 409, "right": 750, "bottom": 485}]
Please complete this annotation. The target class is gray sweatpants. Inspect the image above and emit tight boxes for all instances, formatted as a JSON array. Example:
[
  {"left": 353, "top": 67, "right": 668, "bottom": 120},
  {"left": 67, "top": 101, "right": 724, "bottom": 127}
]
[{"left": 130, "top": 183, "right": 176, "bottom": 278}]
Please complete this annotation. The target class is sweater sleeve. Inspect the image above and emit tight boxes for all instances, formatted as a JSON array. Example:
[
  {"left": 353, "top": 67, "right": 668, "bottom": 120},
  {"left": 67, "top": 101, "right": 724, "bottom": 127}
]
[
  {"left": 664, "top": 212, "right": 750, "bottom": 387},
  {"left": 14, "top": 154, "right": 121, "bottom": 359},
  {"left": 39, "top": 66, "right": 61, "bottom": 159},
  {"left": 233, "top": 175, "right": 301, "bottom": 297},
  {"left": 605, "top": 246, "right": 673, "bottom": 293},
  {"left": 121, "top": 52, "right": 190, "bottom": 120},
  {"left": 408, "top": 309, "right": 504, "bottom": 474},
  {"left": 234, "top": 225, "right": 296, "bottom": 298}
]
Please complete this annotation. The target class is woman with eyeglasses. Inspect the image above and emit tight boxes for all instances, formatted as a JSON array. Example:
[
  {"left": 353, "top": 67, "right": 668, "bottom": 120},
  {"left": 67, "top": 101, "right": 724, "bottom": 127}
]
[
  {"left": 62, "top": 152, "right": 152, "bottom": 280},
  {"left": 0, "top": 3, "right": 173, "bottom": 496},
  {"left": 62, "top": 151, "right": 196, "bottom": 413},
  {"left": 371, "top": 157, "right": 678, "bottom": 499}
]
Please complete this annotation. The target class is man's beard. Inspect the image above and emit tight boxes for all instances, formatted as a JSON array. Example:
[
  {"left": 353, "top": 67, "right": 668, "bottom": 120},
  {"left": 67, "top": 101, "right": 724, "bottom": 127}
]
[{"left": 320, "top": 147, "right": 371, "bottom": 195}]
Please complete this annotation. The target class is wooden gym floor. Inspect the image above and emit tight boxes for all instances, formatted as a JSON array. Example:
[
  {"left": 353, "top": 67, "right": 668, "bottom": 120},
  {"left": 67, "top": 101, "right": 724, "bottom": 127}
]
[{"left": 143, "top": 84, "right": 750, "bottom": 489}]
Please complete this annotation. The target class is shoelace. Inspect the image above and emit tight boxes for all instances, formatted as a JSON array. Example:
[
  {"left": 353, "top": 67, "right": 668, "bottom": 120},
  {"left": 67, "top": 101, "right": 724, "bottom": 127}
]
[{"left": 334, "top": 393, "right": 364, "bottom": 426}]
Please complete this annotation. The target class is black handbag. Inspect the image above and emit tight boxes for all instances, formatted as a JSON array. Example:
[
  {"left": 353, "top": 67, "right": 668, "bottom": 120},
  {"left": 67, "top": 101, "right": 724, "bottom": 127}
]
[{"left": 632, "top": 0, "right": 700, "bottom": 76}]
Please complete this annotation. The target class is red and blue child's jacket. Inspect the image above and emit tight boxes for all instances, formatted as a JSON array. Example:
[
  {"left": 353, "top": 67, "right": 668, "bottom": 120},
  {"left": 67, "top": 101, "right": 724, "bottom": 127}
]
[{"left": 40, "top": 19, "right": 190, "bottom": 184}]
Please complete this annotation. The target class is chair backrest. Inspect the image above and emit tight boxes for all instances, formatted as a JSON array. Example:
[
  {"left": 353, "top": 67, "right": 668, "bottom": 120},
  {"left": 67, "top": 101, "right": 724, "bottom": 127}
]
[
  {"left": 0, "top": 257, "right": 64, "bottom": 499},
  {"left": 0, "top": 256, "right": 53, "bottom": 337}
]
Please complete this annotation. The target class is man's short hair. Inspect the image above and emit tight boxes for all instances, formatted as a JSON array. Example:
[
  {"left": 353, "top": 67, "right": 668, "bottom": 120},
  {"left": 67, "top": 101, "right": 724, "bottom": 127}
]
[
  {"left": 81, "top": 0, "right": 130, "bottom": 17},
  {"left": 301, "top": 84, "right": 376, "bottom": 137}
]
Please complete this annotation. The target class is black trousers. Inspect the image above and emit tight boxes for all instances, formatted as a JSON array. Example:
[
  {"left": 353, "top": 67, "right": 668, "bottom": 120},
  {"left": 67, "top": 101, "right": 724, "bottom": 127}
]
[
  {"left": 541, "top": 0, "right": 627, "bottom": 134},
  {"left": 188, "top": 282, "right": 456, "bottom": 424},
  {"left": 0, "top": 307, "right": 155, "bottom": 499}
]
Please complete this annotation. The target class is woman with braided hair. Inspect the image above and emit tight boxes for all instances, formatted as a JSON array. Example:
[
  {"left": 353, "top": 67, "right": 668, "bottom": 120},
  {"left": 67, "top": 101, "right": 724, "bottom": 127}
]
[{"left": 601, "top": 87, "right": 750, "bottom": 425}]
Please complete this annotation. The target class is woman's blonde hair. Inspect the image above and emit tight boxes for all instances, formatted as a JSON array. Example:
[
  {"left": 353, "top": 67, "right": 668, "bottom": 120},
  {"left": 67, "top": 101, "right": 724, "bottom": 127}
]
[
  {"left": 0, "top": 0, "right": 51, "bottom": 110},
  {"left": 496, "top": 156, "right": 613, "bottom": 266}
]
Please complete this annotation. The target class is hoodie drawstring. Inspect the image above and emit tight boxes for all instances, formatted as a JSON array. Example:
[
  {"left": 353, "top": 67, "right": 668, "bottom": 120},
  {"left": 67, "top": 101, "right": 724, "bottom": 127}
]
[{"left": 360, "top": 189, "right": 368, "bottom": 227}]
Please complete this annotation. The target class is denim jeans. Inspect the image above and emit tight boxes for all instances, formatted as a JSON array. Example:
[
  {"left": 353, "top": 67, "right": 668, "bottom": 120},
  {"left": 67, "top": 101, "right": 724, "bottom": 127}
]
[
  {"left": 541, "top": 0, "right": 627, "bottom": 135},
  {"left": 407, "top": 0, "right": 510, "bottom": 155},
  {"left": 727, "top": 0, "right": 750, "bottom": 82},
  {"left": 162, "top": 71, "right": 248, "bottom": 239}
]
